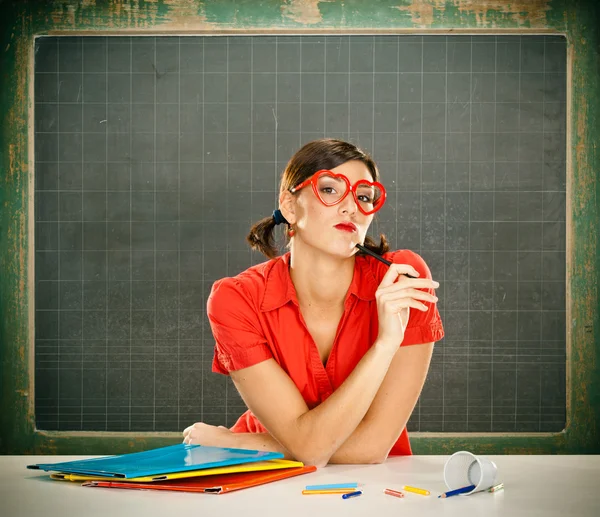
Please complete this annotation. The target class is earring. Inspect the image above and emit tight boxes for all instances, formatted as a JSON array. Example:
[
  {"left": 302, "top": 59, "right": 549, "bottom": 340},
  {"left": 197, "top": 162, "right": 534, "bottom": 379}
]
[{"left": 288, "top": 227, "right": 295, "bottom": 237}]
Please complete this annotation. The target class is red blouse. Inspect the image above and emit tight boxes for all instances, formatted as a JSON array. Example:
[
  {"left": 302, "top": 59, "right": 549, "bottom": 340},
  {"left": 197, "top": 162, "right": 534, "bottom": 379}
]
[{"left": 208, "top": 250, "right": 444, "bottom": 456}]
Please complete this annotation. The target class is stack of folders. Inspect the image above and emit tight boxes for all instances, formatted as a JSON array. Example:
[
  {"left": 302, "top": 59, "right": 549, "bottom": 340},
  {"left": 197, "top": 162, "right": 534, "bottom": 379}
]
[{"left": 27, "top": 444, "right": 317, "bottom": 494}]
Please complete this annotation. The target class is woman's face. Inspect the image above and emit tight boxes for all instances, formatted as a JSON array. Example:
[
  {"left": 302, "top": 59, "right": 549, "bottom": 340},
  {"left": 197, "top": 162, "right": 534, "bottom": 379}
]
[{"left": 291, "top": 160, "right": 377, "bottom": 259}]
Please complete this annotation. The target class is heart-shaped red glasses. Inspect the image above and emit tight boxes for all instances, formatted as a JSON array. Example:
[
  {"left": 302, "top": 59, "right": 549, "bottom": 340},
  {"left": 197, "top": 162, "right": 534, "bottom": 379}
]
[{"left": 290, "top": 169, "right": 387, "bottom": 215}]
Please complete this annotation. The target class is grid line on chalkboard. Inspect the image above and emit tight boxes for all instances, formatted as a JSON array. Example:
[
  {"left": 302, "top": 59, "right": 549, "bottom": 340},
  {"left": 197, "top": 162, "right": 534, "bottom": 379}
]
[
  {"left": 125, "top": 37, "right": 131, "bottom": 431},
  {"left": 371, "top": 37, "right": 375, "bottom": 154},
  {"left": 490, "top": 36, "right": 497, "bottom": 431},
  {"left": 56, "top": 38, "right": 61, "bottom": 430},
  {"left": 200, "top": 37, "right": 206, "bottom": 424},
  {"left": 466, "top": 36, "right": 471, "bottom": 431},
  {"left": 540, "top": 37, "right": 546, "bottom": 433},
  {"left": 33, "top": 306, "right": 567, "bottom": 313},
  {"left": 323, "top": 38, "right": 327, "bottom": 137},
  {"left": 299, "top": 37, "right": 303, "bottom": 150},
  {"left": 80, "top": 37, "right": 84, "bottom": 430},
  {"left": 104, "top": 37, "right": 111, "bottom": 431},
  {"left": 153, "top": 36, "right": 157, "bottom": 431},
  {"left": 225, "top": 36, "right": 229, "bottom": 426},
  {"left": 422, "top": 36, "right": 433, "bottom": 430},
  {"left": 347, "top": 36, "right": 351, "bottom": 138},
  {"left": 446, "top": 37, "right": 453, "bottom": 430},
  {"left": 514, "top": 37, "right": 521, "bottom": 432},
  {"left": 177, "top": 30, "right": 181, "bottom": 430}
]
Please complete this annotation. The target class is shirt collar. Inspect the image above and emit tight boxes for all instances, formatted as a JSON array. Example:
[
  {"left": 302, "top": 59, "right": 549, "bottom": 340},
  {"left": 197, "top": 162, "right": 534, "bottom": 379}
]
[{"left": 260, "top": 252, "right": 378, "bottom": 312}]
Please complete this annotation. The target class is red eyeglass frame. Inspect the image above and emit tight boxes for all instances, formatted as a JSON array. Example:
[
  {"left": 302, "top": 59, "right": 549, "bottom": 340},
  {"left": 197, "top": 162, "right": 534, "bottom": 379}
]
[{"left": 290, "top": 169, "right": 387, "bottom": 215}]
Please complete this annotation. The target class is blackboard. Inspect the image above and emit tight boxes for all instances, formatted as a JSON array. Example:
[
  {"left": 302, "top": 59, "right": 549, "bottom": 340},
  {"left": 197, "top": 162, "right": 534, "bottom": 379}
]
[{"left": 34, "top": 35, "right": 566, "bottom": 433}]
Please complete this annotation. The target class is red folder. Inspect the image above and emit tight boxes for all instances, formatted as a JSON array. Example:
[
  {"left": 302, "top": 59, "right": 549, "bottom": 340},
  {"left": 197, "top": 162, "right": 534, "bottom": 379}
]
[{"left": 83, "top": 465, "right": 316, "bottom": 494}]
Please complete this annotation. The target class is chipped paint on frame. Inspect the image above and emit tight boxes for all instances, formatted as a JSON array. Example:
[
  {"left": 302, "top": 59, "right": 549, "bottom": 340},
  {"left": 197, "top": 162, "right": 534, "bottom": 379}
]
[{"left": 394, "top": 0, "right": 553, "bottom": 28}]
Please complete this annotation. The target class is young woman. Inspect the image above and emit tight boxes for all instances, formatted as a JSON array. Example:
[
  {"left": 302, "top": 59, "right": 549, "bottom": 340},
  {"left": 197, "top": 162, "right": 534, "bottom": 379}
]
[{"left": 183, "top": 139, "right": 444, "bottom": 467}]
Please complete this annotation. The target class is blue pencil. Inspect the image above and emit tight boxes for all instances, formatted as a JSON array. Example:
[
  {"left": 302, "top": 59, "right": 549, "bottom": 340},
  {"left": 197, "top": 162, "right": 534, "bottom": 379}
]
[
  {"left": 305, "top": 483, "right": 358, "bottom": 491},
  {"left": 438, "top": 485, "right": 476, "bottom": 498}
]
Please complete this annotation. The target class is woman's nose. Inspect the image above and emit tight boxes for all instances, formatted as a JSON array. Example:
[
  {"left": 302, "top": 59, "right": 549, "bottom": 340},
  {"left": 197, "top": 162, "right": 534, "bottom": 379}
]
[{"left": 339, "top": 193, "right": 358, "bottom": 214}]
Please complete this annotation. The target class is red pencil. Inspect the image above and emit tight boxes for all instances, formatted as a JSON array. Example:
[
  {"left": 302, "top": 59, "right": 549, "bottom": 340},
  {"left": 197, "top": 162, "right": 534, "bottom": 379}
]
[{"left": 384, "top": 488, "right": 405, "bottom": 498}]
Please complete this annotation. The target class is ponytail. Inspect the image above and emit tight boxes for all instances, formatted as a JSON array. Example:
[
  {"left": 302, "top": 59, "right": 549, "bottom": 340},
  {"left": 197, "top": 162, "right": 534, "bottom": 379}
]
[{"left": 246, "top": 216, "right": 284, "bottom": 259}]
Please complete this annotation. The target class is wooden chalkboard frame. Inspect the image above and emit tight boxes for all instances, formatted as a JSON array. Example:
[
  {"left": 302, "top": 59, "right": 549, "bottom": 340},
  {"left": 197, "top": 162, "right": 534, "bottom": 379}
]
[{"left": 1, "top": 0, "right": 598, "bottom": 455}]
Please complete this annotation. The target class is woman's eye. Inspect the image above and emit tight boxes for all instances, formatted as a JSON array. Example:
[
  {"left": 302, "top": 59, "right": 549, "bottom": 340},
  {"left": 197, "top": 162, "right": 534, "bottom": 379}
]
[
  {"left": 358, "top": 194, "right": 373, "bottom": 203},
  {"left": 321, "top": 187, "right": 336, "bottom": 194}
]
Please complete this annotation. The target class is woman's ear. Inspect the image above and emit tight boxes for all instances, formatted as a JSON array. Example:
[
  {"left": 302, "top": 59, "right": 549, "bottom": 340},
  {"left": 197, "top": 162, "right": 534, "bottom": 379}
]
[{"left": 279, "top": 190, "right": 296, "bottom": 225}]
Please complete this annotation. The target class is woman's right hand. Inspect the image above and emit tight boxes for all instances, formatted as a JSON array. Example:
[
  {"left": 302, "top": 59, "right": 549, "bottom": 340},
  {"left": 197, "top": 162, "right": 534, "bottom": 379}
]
[{"left": 375, "top": 264, "right": 439, "bottom": 351}]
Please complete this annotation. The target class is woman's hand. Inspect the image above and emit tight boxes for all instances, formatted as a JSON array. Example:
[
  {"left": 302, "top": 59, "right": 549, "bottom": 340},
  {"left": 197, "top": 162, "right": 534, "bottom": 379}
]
[
  {"left": 375, "top": 264, "right": 439, "bottom": 350},
  {"left": 182, "top": 422, "right": 233, "bottom": 447}
]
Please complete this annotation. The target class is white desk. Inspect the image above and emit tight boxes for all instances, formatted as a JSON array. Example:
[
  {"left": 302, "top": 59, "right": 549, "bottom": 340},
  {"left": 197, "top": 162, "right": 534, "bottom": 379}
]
[{"left": 3, "top": 455, "right": 599, "bottom": 517}]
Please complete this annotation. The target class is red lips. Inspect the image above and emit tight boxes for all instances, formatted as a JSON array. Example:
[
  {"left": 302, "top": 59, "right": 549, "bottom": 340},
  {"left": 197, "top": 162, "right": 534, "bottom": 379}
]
[{"left": 334, "top": 222, "right": 357, "bottom": 232}]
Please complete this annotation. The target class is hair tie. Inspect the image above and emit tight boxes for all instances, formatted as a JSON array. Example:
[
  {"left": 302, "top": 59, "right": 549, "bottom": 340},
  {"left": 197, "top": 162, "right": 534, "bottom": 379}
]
[{"left": 272, "top": 209, "right": 288, "bottom": 225}]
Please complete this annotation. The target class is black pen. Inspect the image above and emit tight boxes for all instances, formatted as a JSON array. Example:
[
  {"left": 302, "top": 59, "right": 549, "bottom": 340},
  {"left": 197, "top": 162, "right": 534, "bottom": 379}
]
[{"left": 355, "top": 243, "right": 417, "bottom": 279}]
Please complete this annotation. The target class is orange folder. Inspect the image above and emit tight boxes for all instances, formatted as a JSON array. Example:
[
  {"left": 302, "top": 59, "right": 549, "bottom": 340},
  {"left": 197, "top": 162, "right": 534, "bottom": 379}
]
[{"left": 83, "top": 465, "right": 317, "bottom": 494}]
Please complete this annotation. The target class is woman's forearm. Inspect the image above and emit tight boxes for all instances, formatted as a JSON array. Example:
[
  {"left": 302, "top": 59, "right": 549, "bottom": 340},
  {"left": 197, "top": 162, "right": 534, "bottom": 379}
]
[
  {"left": 229, "top": 422, "right": 387, "bottom": 465},
  {"left": 230, "top": 428, "right": 383, "bottom": 464},
  {"left": 287, "top": 338, "right": 397, "bottom": 465},
  {"left": 327, "top": 420, "right": 391, "bottom": 464}
]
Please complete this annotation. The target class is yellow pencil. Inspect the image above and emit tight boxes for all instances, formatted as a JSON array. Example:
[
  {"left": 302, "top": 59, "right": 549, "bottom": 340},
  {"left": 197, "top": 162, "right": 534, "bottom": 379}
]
[
  {"left": 402, "top": 485, "right": 430, "bottom": 496},
  {"left": 302, "top": 488, "right": 357, "bottom": 495}
]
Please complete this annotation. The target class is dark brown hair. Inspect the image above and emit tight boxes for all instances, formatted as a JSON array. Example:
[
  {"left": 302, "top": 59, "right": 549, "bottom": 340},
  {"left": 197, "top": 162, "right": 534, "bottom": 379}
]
[{"left": 246, "top": 138, "right": 390, "bottom": 259}]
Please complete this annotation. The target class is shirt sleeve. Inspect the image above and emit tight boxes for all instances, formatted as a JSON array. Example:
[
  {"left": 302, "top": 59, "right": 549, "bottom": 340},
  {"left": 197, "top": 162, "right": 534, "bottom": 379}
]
[
  {"left": 207, "top": 277, "right": 273, "bottom": 375},
  {"left": 379, "top": 250, "right": 445, "bottom": 346}
]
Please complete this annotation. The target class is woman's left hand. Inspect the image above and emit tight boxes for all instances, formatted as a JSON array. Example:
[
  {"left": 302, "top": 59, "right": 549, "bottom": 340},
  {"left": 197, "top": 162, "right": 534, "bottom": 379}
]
[{"left": 182, "top": 422, "right": 233, "bottom": 447}]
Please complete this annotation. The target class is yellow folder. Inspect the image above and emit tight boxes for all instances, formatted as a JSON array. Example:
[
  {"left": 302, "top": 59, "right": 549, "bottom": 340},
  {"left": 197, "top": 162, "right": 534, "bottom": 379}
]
[{"left": 50, "top": 458, "right": 304, "bottom": 483}]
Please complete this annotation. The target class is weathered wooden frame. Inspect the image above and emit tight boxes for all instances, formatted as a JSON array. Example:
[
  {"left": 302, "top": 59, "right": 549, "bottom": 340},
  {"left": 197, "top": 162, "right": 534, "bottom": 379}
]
[{"left": 1, "top": 0, "right": 597, "bottom": 455}]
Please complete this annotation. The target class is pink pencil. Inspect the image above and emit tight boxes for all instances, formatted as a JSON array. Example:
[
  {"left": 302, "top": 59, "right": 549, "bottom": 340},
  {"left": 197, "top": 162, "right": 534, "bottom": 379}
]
[{"left": 384, "top": 488, "right": 405, "bottom": 498}]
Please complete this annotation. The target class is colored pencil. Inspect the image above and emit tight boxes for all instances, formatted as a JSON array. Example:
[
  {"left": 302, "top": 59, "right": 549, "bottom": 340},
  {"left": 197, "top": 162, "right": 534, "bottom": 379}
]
[
  {"left": 302, "top": 488, "right": 356, "bottom": 495},
  {"left": 438, "top": 485, "right": 476, "bottom": 498},
  {"left": 402, "top": 485, "right": 430, "bottom": 496},
  {"left": 384, "top": 488, "right": 405, "bottom": 499},
  {"left": 305, "top": 483, "right": 358, "bottom": 490},
  {"left": 355, "top": 243, "right": 417, "bottom": 278}
]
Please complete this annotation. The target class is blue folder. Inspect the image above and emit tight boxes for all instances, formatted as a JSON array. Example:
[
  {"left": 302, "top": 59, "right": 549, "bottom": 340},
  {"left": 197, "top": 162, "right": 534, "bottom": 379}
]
[{"left": 27, "top": 444, "right": 284, "bottom": 479}]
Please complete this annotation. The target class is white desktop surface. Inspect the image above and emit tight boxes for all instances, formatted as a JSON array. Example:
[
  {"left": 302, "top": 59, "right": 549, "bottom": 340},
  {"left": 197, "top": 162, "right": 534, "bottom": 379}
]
[{"left": 3, "top": 454, "right": 599, "bottom": 517}]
